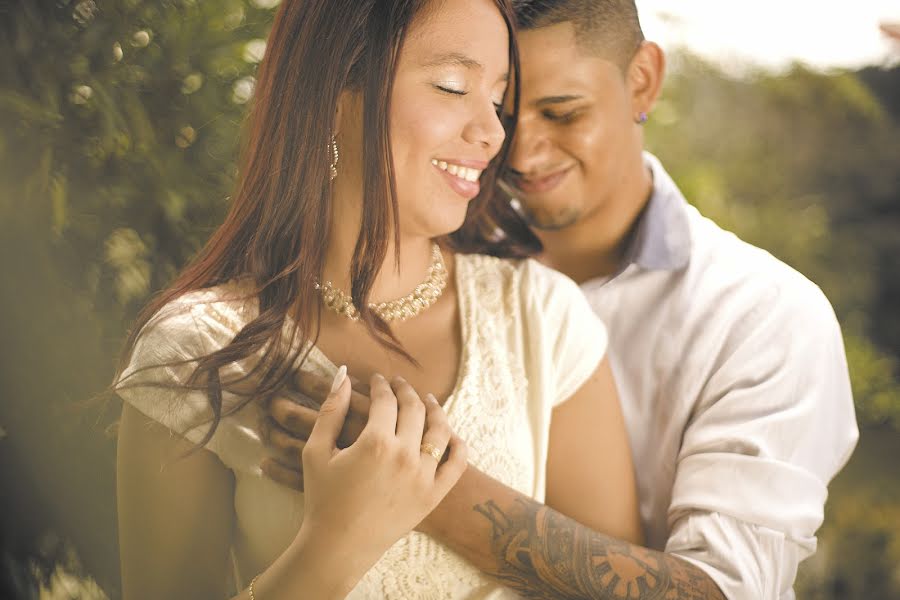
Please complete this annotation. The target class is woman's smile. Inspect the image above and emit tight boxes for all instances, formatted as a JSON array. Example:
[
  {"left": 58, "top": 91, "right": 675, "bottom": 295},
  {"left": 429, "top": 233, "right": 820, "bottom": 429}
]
[{"left": 431, "top": 158, "right": 487, "bottom": 200}]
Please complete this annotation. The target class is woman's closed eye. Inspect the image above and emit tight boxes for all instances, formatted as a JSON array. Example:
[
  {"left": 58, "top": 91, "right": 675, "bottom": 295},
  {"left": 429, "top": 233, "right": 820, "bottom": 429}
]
[
  {"left": 435, "top": 84, "right": 467, "bottom": 96},
  {"left": 435, "top": 84, "right": 504, "bottom": 115}
]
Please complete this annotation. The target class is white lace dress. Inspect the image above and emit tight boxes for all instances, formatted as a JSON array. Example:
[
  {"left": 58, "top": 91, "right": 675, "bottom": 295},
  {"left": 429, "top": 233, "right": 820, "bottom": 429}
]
[{"left": 116, "top": 253, "right": 608, "bottom": 599}]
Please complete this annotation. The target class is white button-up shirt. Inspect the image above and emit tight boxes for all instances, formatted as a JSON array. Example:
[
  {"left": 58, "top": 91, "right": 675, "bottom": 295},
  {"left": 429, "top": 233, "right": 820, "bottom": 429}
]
[{"left": 580, "top": 154, "right": 858, "bottom": 599}]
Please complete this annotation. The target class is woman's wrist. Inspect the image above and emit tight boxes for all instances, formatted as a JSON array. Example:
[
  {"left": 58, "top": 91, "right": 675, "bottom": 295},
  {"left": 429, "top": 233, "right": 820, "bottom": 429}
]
[
  {"left": 246, "top": 524, "right": 373, "bottom": 600},
  {"left": 284, "top": 522, "right": 379, "bottom": 598}
]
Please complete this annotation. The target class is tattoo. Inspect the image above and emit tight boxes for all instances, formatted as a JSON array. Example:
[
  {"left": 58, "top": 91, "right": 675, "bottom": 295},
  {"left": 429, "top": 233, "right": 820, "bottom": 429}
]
[{"left": 473, "top": 497, "right": 725, "bottom": 600}]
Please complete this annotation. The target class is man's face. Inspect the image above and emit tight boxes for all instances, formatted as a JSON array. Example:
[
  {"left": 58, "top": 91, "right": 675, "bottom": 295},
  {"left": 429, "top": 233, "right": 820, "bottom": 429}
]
[{"left": 506, "top": 22, "right": 638, "bottom": 230}]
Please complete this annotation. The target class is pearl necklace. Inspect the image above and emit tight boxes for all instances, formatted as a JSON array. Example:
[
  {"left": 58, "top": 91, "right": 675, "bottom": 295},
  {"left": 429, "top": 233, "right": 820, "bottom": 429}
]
[{"left": 316, "top": 243, "right": 447, "bottom": 323}]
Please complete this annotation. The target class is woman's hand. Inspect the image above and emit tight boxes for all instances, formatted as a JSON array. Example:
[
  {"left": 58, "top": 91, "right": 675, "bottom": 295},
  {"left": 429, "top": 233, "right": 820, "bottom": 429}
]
[{"left": 293, "top": 367, "right": 467, "bottom": 568}]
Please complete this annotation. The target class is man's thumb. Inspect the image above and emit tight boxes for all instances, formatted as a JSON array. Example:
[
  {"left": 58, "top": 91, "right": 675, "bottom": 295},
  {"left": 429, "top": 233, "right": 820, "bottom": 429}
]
[{"left": 306, "top": 365, "right": 350, "bottom": 452}]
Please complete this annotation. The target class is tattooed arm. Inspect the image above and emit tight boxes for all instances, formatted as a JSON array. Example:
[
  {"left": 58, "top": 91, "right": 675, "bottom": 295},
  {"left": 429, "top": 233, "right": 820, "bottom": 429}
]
[
  {"left": 262, "top": 363, "right": 726, "bottom": 598},
  {"left": 420, "top": 467, "right": 726, "bottom": 600},
  {"left": 417, "top": 360, "right": 726, "bottom": 600}
]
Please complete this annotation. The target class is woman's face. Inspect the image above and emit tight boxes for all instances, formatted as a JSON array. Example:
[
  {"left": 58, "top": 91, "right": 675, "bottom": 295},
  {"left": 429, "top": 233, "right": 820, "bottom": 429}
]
[{"left": 388, "top": 0, "right": 510, "bottom": 239}]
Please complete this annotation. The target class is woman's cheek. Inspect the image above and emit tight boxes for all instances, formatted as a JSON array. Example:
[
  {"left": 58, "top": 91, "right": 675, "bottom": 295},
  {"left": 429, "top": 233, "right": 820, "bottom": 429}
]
[{"left": 393, "top": 95, "right": 462, "bottom": 152}]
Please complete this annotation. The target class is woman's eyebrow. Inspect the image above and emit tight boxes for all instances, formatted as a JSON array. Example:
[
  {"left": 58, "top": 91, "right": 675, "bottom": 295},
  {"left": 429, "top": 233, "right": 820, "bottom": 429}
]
[
  {"left": 421, "top": 52, "right": 484, "bottom": 70},
  {"left": 421, "top": 52, "right": 509, "bottom": 82}
]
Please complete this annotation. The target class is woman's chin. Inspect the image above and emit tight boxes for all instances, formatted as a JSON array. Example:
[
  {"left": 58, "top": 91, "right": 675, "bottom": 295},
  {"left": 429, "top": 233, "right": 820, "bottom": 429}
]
[{"left": 417, "top": 209, "right": 471, "bottom": 240}]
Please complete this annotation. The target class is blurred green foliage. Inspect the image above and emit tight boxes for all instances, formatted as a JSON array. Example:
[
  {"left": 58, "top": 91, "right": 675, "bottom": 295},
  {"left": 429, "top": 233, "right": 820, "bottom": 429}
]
[
  {"left": 0, "top": 1, "right": 898, "bottom": 598},
  {"left": 647, "top": 53, "right": 900, "bottom": 431},
  {"left": 0, "top": 0, "right": 272, "bottom": 317},
  {"left": 0, "top": 1, "right": 275, "bottom": 597}
]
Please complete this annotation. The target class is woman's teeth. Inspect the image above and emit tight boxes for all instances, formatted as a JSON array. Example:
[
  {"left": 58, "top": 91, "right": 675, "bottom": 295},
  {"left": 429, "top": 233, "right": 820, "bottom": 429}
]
[{"left": 432, "top": 159, "right": 482, "bottom": 182}]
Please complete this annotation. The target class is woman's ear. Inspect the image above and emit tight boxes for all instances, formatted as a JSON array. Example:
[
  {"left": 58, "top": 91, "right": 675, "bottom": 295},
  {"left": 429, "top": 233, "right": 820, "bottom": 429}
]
[
  {"left": 334, "top": 90, "right": 363, "bottom": 138},
  {"left": 334, "top": 90, "right": 347, "bottom": 137},
  {"left": 331, "top": 90, "right": 364, "bottom": 186}
]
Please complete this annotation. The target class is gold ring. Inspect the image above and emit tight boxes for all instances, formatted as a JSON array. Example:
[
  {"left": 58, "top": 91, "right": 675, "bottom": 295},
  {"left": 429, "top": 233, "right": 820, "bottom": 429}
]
[{"left": 420, "top": 442, "right": 444, "bottom": 462}]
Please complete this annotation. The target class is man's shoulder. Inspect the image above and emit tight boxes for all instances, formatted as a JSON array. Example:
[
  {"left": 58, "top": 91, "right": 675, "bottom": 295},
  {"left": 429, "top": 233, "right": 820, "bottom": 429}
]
[
  {"left": 682, "top": 206, "right": 833, "bottom": 320},
  {"left": 633, "top": 155, "right": 829, "bottom": 319}
]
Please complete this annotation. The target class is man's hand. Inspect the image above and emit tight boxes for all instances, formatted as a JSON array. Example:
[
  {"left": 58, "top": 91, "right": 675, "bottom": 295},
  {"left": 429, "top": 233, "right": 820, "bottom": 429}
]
[{"left": 260, "top": 371, "right": 372, "bottom": 490}]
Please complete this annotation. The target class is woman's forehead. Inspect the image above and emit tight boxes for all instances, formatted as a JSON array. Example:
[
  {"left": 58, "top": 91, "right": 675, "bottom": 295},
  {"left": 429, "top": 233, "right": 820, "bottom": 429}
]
[{"left": 401, "top": 0, "right": 510, "bottom": 71}]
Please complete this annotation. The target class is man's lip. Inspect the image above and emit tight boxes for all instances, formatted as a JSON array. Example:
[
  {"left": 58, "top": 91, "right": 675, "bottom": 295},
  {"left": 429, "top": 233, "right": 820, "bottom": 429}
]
[{"left": 511, "top": 166, "right": 573, "bottom": 194}]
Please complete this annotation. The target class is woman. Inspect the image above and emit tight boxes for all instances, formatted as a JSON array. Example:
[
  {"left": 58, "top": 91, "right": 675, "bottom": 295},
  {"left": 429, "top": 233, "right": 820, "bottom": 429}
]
[{"left": 114, "top": 0, "right": 641, "bottom": 598}]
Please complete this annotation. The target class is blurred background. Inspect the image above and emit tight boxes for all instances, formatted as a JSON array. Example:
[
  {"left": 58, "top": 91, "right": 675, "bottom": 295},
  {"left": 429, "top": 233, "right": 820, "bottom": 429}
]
[{"left": 0, "top": 0, "right": 898, "bottom": 598}]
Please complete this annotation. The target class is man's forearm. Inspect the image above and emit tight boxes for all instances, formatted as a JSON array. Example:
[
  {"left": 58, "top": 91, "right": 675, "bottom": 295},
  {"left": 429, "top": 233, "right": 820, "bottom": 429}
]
[{"left": 421, "top": 466, "right": 725, "bottom": 600}]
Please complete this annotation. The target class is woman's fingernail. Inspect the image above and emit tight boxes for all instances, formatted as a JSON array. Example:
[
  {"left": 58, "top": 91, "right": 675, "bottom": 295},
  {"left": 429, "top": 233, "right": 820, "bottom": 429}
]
[
  {"left": 373, "top": 373, "right": 385, "bottom": 382},
  {"left": 425, "top": 393, "right": 438, "bottom": 404},
  {"left": 331, "top": 365, "right": 347, "bottom": 393}
]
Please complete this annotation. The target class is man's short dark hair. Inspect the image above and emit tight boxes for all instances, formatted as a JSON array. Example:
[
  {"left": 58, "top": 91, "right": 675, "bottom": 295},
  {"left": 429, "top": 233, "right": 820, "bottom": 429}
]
[{"left": 513, "top": 0, "right": 645, "bottom": 67}]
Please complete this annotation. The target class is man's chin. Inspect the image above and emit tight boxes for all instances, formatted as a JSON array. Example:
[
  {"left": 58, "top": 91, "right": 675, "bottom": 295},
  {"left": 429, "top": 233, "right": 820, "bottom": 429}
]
[{"left": 514, "top": 200, "right": 582, "bottom": 232}]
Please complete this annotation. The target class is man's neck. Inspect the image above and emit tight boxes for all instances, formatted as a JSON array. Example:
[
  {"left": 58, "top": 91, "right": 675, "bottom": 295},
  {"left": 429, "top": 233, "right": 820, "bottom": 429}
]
[{"left": 536, "top": 162, "right": 653, "bottom": 285}]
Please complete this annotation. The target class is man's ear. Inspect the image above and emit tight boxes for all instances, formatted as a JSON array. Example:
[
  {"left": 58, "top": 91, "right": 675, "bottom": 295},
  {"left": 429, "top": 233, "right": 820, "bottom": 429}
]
[{"left": 626, "top": 41, "right": 666, "bottom": 121}]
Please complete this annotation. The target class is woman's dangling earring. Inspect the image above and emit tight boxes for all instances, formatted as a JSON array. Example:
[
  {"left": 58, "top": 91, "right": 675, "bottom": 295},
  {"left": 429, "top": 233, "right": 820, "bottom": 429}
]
[{"left": 329, "top": 135, "right": 339, "bottom": 180}]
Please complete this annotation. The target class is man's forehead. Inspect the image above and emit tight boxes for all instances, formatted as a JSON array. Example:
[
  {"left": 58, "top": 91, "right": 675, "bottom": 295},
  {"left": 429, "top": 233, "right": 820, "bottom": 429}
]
[
  {"left": 517, "top": 52, "right": 619, "bottom": 104},
  {"left": 516, "top": 20, "right": 625, "bottom": 79},
  {"left": 517, "top": 21, "right": 581, "bottom": 57}
]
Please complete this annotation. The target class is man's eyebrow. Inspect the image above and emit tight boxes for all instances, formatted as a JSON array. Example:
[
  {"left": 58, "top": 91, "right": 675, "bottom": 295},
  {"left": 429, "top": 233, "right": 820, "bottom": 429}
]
[{"left": 534, "top": 95, "right": 584, "bottom": 107}]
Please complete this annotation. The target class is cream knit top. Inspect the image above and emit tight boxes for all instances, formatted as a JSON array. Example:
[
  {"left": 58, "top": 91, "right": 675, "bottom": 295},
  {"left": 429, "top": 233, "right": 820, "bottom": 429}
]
[{"left": 117, "top": 253, "right": 608, "bottom": 599}]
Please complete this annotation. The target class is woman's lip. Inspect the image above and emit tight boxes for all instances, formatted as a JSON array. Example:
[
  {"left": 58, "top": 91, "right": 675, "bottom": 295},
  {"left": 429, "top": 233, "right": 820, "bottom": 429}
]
[
  {"left": 434, "top": 158, "right": 490, "bottom": 169},
  {"left": 513, "top": 167, "right": 573, "bottom": 194},
  {"left": 434, "top": 164, "right": 481, "bottom": 200}
]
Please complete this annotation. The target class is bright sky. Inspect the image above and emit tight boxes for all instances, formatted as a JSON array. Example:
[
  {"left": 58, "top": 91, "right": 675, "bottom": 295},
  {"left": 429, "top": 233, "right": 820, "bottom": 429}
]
[{"left": 636, "top": 0, "right": 900, "bottom": 72}]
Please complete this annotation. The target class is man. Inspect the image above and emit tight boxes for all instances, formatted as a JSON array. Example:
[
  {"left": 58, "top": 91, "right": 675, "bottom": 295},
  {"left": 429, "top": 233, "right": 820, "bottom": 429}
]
[{"left": 263, "top": 1, "right": 858, "bottom": 597}]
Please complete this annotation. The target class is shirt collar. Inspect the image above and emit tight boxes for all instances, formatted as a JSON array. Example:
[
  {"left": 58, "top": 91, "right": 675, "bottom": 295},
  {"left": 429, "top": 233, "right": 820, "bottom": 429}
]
[{"left": 621, "top": 152, "right": 692, "bottom": 272}]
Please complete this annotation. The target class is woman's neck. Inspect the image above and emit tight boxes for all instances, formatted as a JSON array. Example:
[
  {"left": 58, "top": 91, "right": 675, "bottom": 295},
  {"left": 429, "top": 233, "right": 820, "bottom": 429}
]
[{"left": 322, "top": 185, "right": 434, "bottom": 304}]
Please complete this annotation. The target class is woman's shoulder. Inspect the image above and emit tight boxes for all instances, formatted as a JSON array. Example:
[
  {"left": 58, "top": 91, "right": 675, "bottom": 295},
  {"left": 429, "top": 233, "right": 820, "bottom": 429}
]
[
  {"left": 456, "top": 252, "right": 569, "bottom": 284},
  {"left": 456, "top": 253, "right": 583, "bottom": 306},
  {"left": 455, "top": 254, "right": 607, "bottom": 408},
  {"left": 117, "top": 279, "right": 261, "bottom": 454},
  {"left": 117, "top": 280, "right": 259, "bottom": 385},
  {"left": 455, "top": 252, "right": 519, "bottom": 285},
  {"left": 142, "top": 278, "right": 258, "bottom": 346}
]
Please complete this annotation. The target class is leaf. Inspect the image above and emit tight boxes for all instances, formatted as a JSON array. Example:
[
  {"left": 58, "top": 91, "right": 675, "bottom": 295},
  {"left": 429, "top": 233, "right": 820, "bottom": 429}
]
[
  {"left": 0, "top": 90, "right": 64, "bottom": 126},
  {"left": 51, "top": 172, "right": 68, "bottom": 236}
]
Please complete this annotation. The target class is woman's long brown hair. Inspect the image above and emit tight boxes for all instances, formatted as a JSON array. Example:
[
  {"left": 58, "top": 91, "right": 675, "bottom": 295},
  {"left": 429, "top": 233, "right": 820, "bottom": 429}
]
[{"left": 114, "top": 0, "right": 539, "bottom": 448}]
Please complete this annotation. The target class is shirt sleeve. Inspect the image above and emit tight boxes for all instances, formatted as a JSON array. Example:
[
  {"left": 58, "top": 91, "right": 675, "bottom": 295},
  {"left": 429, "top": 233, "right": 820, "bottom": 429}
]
[
  {"left": 665, "top": 279, "right": 859, "bottom": 599},
  {"left": 521, "top": 259, "right": 609, "bottom": 407},
  {"left": 666, "top": 511, "right": 807, "bottom": 599},
  {"left": 114, "top": 295, "right": 254, "bottom": 460}
]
